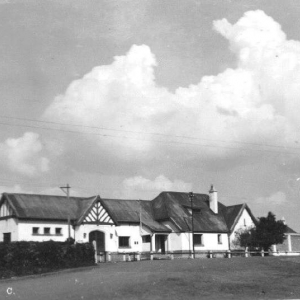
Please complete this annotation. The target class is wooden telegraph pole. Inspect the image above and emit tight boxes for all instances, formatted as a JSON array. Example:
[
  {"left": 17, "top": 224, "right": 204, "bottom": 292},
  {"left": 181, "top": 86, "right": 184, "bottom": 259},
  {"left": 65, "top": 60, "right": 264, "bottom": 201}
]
[
  {"left": 60, "top": 184, "right": 71, "bottom": 240},
  {"left": 189, "top": 192, "right": 195, "bottom": 259}
]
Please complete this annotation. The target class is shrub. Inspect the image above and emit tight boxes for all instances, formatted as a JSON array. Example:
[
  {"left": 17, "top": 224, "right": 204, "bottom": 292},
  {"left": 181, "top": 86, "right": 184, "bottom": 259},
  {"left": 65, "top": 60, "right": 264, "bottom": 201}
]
[{"left": 0, "top": 241, "right": 95, "bottom": 278}]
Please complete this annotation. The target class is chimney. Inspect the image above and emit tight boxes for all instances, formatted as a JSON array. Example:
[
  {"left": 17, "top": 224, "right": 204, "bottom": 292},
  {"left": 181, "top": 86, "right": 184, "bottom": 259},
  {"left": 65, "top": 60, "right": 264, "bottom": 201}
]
[
  {"left": 281, "top": 217, "right": 286, "bottom": 225},
  {"left": 209, "top": 184, "right": 218, "bottom": 214}
]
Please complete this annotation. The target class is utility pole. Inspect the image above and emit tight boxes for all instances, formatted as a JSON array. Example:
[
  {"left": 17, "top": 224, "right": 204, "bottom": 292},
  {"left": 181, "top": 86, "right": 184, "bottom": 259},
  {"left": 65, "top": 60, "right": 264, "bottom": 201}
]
[
  {"left": 189, "top": 192, "right": 195, "bottom": 259},
  {"left": 60, "top": 184, "right": 71, "bottom": 240},
  {"left": 139, "top": 199, "right": 142, "bottom": 236}
]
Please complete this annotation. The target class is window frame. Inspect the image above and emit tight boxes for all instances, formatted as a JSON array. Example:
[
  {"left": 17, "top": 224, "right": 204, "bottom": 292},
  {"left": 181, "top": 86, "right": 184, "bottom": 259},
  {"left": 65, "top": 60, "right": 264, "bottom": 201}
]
[
  {"left": 32, "top": 227, "right": 39, "bottom": 235},
  {"left": 217, "top": 234, "right": 222, "bottom": 244},
  {"left": 3, "top": 232, "right": 11, "bottom": 243},
  {"left": 193, "top": 234, "right": 204, "bottom": 246},
  {"left": 44, "top": 227, "right": 51, "bottom": 235},
  {"left": 118, "top": 236, "right": 131, "bottom": 248},
  {"left": 55, "top": 228, "right": 62, "bottom": 235},
  {"left": 142, "top": 235, "right": 151, "bottom": 243}
]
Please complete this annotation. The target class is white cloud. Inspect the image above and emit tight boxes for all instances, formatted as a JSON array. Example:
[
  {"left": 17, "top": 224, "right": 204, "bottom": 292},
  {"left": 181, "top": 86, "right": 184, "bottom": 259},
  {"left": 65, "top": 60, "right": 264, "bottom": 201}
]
[
  {"left": 0, "top": 132, "right": 50, "bottom": 176},
  {"left": 255, "top": 191, "right": 287, "bottom": 205},
  {"left": 43, "top": 10, "right": 300, "bottom": 166},
  {"left": 121, "top": 175, "right": 192, "bottom": 198},
  {"left": 0, "top": 184, "right": 23, "bottom": 195}
]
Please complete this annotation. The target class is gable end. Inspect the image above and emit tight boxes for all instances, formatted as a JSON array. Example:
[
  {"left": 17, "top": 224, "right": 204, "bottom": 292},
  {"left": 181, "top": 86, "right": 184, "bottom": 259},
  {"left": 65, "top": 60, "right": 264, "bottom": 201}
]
[
  {"left": 0, "top": 200, "right": 14, "bottom": 218},
  {"left": 82, "top": 201, "right": 114, "bottom": 225}
]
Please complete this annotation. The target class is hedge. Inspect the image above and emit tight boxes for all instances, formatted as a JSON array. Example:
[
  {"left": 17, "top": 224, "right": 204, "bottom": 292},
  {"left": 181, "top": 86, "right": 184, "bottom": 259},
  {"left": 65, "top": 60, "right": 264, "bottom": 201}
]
[{"left": 0, "top": 241, "right": 95, "bottom": 279}]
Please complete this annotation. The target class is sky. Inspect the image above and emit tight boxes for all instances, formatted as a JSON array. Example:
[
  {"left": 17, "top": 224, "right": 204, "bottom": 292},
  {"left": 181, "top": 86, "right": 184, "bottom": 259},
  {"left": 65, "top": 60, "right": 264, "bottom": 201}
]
[{"left": 1, "top": 0, "right": 300, "bottom": 231}]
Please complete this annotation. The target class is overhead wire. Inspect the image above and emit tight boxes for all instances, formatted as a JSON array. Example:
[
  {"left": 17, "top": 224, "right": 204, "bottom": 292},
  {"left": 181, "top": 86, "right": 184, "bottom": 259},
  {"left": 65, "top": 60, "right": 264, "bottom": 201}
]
[
  {"left": 0, "top": 118, "right": 299, "bottom": 156},
  {"left": 0, "top": 114, "right": 299, "bottom": 151}
]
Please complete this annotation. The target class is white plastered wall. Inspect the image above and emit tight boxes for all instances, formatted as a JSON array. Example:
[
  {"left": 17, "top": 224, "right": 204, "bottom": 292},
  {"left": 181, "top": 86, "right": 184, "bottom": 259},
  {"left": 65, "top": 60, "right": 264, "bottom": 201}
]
[
  {"left": 0, "top": 218, "right": 18, "bottom": 241},
  {"left": 230, "top": 208, "right": 256, "bottom": 244},
  {"left": 162, "top": 220, "right": 229, "bottom": 251},
  {"left": 18, "top": 220, "right": 72, "bottom": 242},
  {"left": 76, "top": 223, "right": 146, "bottom": 253},
  {"left": 181, "top": 232, "right": 229, "bottom": 251}
]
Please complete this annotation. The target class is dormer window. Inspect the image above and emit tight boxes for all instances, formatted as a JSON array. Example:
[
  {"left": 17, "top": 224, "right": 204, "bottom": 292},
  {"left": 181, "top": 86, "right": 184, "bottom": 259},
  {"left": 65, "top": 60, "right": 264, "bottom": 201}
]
[{"left": 185, "top": 206, "right": 201, "bottom": 215}]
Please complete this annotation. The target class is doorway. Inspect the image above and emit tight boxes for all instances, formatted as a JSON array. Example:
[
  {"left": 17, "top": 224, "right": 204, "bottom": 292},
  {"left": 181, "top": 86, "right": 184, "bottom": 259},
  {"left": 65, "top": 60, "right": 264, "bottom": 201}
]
[
  {"left": 155, "top": 235, "right": 167, "bottom": 253},
  {"left": 89, "top": 230, "right": 105, "bottom": 253}
]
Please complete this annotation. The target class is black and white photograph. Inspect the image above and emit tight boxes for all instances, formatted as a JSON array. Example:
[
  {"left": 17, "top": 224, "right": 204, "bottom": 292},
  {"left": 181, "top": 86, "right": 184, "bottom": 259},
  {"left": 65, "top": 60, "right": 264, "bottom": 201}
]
[{"left": 0, "top": 0, "right": 300, "bottom": 299}]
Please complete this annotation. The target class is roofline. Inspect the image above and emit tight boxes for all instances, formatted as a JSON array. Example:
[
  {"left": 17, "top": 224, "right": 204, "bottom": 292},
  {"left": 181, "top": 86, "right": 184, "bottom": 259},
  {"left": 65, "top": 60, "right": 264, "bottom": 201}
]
[
  {"left": 229, "top": 203, "right": 258, "bottom": 232},
  {"left": 1, "top": 193, "right": 20, "bottom": 218},
  {"left": 16, "top": 217, "right": 74, "bottom": 223},
  {"left": 76, "top": 195, "right": 100, "bottom": 225},
  {"left": 0, "top": 216, "right": 16, "bottom": 221},
  {"left": 99, "top": 198, "right": 119, "bottom": 226}
]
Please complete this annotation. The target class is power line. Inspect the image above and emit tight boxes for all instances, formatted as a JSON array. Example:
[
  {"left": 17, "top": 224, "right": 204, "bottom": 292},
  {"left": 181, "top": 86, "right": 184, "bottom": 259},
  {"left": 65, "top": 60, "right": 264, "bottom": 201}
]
[
  {"left": 0, "top": 120, "right": 300, "bottom": 156},
  {"left": 0, "top": 115, "right": 299, "bottom": 151}
]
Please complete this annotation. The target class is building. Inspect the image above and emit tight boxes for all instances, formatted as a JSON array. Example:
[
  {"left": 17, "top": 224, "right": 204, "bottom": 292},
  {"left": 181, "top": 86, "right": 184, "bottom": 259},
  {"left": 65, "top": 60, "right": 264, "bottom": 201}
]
[
  {"left": 271, "top": 219, "right": 300, "bottom": 255},
  {"left": 0, "top": 185, "right": 258, "bottom": 254}
]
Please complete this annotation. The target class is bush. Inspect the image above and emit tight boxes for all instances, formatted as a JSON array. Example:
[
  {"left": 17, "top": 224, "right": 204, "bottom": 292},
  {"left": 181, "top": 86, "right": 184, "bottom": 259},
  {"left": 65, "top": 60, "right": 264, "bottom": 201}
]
[{"left": 0, "top": 241, "right": 95, "bottom": 279}]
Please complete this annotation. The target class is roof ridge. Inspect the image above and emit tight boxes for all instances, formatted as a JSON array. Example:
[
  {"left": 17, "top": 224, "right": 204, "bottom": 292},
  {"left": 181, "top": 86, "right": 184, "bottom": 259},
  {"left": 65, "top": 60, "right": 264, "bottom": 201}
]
[{"left": 3, "top": 192, "right": 95, "bottom": 200}]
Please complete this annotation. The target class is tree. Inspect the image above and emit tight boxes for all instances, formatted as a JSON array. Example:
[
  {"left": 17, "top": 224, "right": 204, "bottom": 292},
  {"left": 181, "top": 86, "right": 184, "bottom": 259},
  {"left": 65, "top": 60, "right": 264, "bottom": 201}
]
[{"left": 235, "top": 212, "right": 287, "bottom": 251}]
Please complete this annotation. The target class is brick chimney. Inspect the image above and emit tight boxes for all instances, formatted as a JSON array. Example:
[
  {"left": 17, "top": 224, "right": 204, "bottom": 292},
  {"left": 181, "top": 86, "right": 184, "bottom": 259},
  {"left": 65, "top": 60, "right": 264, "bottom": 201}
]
[{"left": 209, "top": 184, "right": 218, "bottom": 214}]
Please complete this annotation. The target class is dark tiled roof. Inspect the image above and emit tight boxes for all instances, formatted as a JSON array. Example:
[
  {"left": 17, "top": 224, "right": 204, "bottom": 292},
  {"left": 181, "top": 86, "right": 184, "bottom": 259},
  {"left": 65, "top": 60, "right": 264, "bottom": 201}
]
[
  {"left": 101, "top": 199, "right": 171, "bottom": 232},
  {"left": 152, "top": 192, "right": 228, "bottom": 233},
  {"left": 220, "top": 204, "right": 244, "bottom": 231},
  {"left": 1, "top": 193, "right": 96, "bottom": 221},
  {"left": 285, "top": 226, "right": 297, "bottom": 234},
  {"left": 0, "top": 191, "right": 258, "bottom": 234}
]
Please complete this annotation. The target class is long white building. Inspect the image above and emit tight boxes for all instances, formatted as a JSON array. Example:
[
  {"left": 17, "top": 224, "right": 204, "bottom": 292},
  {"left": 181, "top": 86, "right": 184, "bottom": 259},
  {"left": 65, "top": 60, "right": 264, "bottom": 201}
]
[{"left": 0, "top": 185, "right": 257, "bottom": 254}]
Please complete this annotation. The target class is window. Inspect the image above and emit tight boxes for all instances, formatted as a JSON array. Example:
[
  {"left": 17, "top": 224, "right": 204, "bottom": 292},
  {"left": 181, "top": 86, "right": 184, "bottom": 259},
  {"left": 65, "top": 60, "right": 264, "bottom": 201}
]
[
  {"left": 32, "top": 227, "right": 39, "bottom": 235},
  {"left": 83, "top": 233, "right": 87, "bottom": 239},
  {"left": 244, "top": 218, "right": 246, "bottom": 226},
  {"left": 218, "top": 234, "right": 222, "bottom": 244},
  {"left": 55, "top": 228, "right": 62, "bottom": 235},
  {"left": 3, "top": 233, "right": 11, "bottom": 243},
  {"left": 193, "top": 234, "right": 203, "bottom": 246},
  {"left": 142, "top": 235, "right": 151, "bottom": 243},
  {"left": 119, "top": 236, "right": 130, "bottom": 248},
  {"left": 44, "top": 227, "right": 50, "bottom": 235}
]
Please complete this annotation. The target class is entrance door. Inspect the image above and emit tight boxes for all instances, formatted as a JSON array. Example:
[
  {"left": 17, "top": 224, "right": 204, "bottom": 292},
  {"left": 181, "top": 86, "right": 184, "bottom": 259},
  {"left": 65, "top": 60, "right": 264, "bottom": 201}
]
[
  {"left": 89, "top": 231, "right": 105, "bottom": 253},
  {"left": 155, "top": 235, "right": 167, "bottom": 254}
]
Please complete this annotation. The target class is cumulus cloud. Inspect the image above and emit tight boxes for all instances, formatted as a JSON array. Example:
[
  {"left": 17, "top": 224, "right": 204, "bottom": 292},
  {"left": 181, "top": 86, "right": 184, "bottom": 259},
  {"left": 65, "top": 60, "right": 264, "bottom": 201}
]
[
  {"left": 255, "top": 191, "right": 287, "bottom": 205},
  {"left": 120, "top": 175, "right": 192, "bottom": 198},
  {"left": 123, "top": 174, "right": 192, "bottom": 192},
  {"left": 0, "top": 184, "right": 23, "bottom": 195},
  {"left": 43, "top": 10, "right": 300, "bottom": 165},
  {"left": 0, "top": 132, "right": 50, "bottom": 176}
]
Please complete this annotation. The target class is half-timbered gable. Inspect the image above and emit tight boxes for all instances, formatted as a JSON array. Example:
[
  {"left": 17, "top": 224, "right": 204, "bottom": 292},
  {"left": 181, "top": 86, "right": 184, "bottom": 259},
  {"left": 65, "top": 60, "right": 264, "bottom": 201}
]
[
  {"left": 81, "top": 200, "right": 114, "bottom": 225},
  {"left": 0, "top": 200, "right": 14, "bottom": 218}
]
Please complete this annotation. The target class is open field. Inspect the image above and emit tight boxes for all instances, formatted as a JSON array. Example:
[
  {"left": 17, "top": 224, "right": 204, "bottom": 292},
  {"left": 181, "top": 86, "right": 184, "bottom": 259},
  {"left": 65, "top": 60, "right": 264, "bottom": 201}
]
[{"left": 0, "top": 256, "right": 300, "bottom": 300}]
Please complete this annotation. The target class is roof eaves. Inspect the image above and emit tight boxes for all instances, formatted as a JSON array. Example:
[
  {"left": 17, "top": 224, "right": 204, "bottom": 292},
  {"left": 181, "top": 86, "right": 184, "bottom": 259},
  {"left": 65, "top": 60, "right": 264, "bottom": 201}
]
[
  {"left": 1, "top": 193, "right": 20, "bottom": 218},
  {"left": 229, "top": 203, "right": 246, "bottom": 232},
  {"left": 244, "top": 204, "right": 258, "bottom": 226},
  {"left": 100, "top": 199, "right": 119, "bottom": 226}
]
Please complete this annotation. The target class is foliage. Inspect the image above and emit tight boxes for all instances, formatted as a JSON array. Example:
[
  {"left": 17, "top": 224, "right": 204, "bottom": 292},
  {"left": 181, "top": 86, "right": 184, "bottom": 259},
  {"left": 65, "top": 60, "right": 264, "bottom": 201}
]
[
  {"left": 234, "top": 212, "right": 287, "bottom": 251},
  {"left": 0, "top": 241, "right": 95, "bottom": 279}
]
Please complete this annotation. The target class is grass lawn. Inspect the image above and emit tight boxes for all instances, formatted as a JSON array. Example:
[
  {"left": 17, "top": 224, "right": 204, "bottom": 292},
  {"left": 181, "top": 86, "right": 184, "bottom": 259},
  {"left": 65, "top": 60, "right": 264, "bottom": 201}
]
[{"left": 0, "top": 256, "right": 300, "bottom": 299}]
